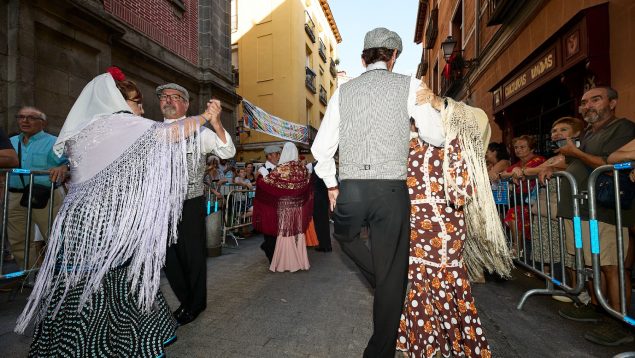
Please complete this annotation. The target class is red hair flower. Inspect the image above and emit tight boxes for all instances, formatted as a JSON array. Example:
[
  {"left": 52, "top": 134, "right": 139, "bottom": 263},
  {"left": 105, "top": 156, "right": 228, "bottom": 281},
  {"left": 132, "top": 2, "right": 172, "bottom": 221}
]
[{"left": 106, "top": 66, "right": 126, "bottom": 81}]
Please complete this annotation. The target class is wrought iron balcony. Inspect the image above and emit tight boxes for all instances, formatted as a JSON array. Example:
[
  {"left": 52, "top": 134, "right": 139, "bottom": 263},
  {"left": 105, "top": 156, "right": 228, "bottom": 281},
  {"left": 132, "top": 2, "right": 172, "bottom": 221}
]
[
  {"left": 305, "top": 66, "right": 317, "bottom": 94},
  {"left": 329, "top": 59, "right": 337, "bottom": 77},
  {"left": 486, "top": 0, "right": 527, "bottom": 26},
  {"left": 319, "top": 86, "right": 327, "bottom": 105},
  {"left": 440, "top": 53, "right": 465, "bottom": 98},
  {"left": 318, "top": 39, "right": 327, "bottom": 63},
  {"left": 424, "top": 8, "right": 438, "bottom": 49},
  {"left": 304, "top": 11, "right": 316, "bottom": 43}
]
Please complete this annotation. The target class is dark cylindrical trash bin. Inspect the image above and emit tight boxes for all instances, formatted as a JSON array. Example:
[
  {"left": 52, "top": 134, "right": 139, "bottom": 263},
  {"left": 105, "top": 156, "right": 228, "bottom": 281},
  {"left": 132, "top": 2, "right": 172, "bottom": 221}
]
[{"left": 206, "top": 211, "right": 223, "bottom": 257}]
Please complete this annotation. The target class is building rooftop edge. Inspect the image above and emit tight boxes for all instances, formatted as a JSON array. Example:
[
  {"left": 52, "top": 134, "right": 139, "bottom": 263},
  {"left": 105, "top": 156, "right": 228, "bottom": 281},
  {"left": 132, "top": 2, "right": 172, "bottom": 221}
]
[{"left": 319, "top": 0, "right": 342, "bottom": 43}]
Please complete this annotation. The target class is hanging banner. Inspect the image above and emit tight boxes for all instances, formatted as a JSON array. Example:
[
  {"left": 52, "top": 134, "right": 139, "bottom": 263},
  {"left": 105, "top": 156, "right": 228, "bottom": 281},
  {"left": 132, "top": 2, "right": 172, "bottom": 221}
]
[{"left": 242, "top": 99, "right": 309, "bottom": 144}]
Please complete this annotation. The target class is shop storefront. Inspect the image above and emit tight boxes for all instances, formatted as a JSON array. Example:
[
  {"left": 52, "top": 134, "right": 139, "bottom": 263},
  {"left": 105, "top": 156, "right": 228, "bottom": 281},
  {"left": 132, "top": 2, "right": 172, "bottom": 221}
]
[{"left": 490, "top": 4, "right": 610, "bottom": 155}]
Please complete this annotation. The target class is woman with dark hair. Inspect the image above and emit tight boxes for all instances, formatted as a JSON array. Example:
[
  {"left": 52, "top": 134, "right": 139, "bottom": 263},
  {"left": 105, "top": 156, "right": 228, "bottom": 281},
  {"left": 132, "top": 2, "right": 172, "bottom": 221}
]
[
  {"left": 16, "top": 67, "right": 230, "bottom": 357},
  {"left": 486, "top": 142, "right": 510, "bottom": 181},
  {"left": 498, "top": 135, "right": 546, "bottom": 253},
  {"left": 245, "top": 162, "right": 256, "bottom": 182}
]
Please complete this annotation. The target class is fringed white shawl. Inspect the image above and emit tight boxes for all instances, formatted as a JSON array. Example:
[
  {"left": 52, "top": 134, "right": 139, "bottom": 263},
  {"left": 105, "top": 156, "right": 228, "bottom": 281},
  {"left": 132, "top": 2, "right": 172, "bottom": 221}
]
[
  {"left": 15, "top": 113, "right": 200, "bottom": 333},
  {"left": 439, "top": 99, "right": 513, "bottom": 279}
]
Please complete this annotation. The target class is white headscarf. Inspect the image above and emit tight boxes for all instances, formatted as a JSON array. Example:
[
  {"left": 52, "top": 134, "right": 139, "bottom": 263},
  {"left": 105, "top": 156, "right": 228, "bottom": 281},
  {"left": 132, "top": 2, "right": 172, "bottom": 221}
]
[
  {"left": 54, "top": 73, "right": 129, "bottom": 156},
  {"left": 278, "top": 142, "right": 299, "bottom": 165}
]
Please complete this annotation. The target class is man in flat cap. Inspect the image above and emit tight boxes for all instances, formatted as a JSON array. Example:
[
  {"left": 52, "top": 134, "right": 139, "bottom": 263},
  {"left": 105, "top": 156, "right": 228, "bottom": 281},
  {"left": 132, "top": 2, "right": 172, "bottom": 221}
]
[
  {"left": 157, "top": 83, "right": 236, "bottom": 325},
  {"left": 257, "top": 144, "right": 281, "bottom": 179},
  {"left": 311, "top": 27, "right": 445, "bottom": 357},
  {"left": 256, "top": 144, "right": 281, "bottom": 262}
]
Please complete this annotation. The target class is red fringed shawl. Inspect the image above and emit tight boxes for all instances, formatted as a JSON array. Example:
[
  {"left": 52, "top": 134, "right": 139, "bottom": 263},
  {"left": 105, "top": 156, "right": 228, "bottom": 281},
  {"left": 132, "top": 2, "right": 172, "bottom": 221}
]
[{"left": 253, "top": 161, "right": 314, "bottom": 237}]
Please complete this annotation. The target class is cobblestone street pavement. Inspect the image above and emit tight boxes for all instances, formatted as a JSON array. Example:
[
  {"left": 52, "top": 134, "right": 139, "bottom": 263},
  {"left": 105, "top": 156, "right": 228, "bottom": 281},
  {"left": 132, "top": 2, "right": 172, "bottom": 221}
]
[{"left": 3, "top": 233, "right": 635, "bottom": 357}]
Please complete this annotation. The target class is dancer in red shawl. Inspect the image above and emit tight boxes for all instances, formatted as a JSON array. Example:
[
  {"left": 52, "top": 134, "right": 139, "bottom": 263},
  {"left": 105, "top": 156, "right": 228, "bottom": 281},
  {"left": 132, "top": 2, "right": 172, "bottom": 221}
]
[{"left": 253, "top": 142, "right": 313, "bottom": 272}]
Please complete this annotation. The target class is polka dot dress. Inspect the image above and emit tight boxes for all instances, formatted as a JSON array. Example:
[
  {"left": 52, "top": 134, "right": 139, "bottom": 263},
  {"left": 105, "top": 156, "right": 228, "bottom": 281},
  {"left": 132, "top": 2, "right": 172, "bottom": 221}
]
[
  {"left": 396, "top": 138, "right": 491, "bottom": 358},
  {"left": 29, "top": 265, "right": 177, "bottom": 357}
]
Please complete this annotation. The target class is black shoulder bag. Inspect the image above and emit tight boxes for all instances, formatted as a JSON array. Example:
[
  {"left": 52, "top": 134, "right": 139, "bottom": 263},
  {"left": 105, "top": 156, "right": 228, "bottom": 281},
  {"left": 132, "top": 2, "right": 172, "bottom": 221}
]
[
  {"left": 17, "top": 141, "right": 51, "bottom": 209},
  {"left": 596, "top": 170, "right": 635, "bottom": 210}
]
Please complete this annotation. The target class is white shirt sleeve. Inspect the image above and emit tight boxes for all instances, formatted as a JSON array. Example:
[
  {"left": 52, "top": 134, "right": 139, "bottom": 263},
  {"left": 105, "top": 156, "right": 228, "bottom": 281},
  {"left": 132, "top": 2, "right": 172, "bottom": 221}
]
[
  {"left": 311, "top": 88, "right": 340, "bottom": 188},
  {"left": 407, "top": 76, "right": 445, "bottom": 147},
  {"left": 258, "top": 166, "right": 269, "bottom": 178},
  {"left": 200, "top": 127, "right": 236, "bottom": 159}
]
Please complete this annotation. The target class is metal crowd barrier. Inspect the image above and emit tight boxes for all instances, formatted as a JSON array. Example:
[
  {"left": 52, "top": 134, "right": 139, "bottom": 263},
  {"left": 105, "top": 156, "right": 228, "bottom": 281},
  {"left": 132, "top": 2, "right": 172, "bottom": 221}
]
[
  {"left": 587, "top": 161, "right": 635, "bottom": 326},
  {"left": 222, "top": 187, "right": 255, "bottom": 247},
  {"left": 0, "top": 169, "right": 56, "bottom": 283},
  {"left": 205, "top": 182, "right": 255, "bottom": 249},
  {"left": 493, "top": 173, "right": 587, "bottom": 309}
]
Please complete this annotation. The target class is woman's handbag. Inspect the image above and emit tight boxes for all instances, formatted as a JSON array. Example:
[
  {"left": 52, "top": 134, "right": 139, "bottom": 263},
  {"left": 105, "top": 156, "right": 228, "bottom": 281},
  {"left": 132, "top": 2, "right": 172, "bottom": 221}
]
[{"left": 17, "top": 141, "right": 51, "bottom": 209}]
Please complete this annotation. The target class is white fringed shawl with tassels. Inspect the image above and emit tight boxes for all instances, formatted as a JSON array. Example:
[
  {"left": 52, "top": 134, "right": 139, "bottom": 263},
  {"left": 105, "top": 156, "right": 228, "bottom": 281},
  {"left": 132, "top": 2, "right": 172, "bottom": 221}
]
[
  {"left": 15, "top": 113, "right": 200, "bottom": 333},
  {"left": 439, "top": 98, "right": 513, "bottom": 279}
]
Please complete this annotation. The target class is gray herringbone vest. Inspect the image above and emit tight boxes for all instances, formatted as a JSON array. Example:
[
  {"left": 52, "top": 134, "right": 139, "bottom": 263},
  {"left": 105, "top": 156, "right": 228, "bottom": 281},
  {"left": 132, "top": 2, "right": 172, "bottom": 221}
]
[
  {"left": 186, "top": 141, "right": 206, "bottom": 200},
  {"left": 338, "top": 69, "right": 410, "bottom": 180}
]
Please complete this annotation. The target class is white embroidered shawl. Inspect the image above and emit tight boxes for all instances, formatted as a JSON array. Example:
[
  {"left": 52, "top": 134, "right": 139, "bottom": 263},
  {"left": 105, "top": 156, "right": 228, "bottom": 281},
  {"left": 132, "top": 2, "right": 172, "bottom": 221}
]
[
  {"left": 440, "top": 99, "right": 513, "bottom": 279},
  {"left": 15, "top": 113, "right": 200, "bottom": 333}
]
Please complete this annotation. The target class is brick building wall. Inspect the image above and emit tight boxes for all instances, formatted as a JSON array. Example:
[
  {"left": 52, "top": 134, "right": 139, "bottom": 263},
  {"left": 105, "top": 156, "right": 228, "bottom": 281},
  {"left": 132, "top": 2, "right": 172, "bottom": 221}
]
[
  {"left": 104, "top": 0, "right": 199, "bottom": 64},
  {"left": 417, "top": 0, "right": 633, "bottom": 144},
  {"left": 0, "top": 0, "right": 239, "bottom": 136}
]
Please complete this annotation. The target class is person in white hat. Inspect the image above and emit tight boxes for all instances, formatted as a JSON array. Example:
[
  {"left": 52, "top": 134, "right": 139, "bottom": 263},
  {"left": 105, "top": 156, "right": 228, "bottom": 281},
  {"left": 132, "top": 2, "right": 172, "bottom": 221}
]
[
  {"left": 258, "top": 145, "right": 282, "bottom": 179},
  {"left": 311, "top": 27, "right": 446, "bottom": 357},
  {"left": 256, "top": 144, "right": 282, "bottom": 262}
]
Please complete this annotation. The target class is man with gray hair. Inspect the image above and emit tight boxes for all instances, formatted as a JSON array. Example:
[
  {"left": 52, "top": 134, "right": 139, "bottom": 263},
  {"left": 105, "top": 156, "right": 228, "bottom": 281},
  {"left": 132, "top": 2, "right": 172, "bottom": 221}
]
[
  {"left": 8, "top": 106, "right": 68, "bottom": 270},
  {"left": 157, "top": 83, "right": 236, "bottom": 326},
  {"left": 311, "top": 27, "right": 445, "bottom": 357}
]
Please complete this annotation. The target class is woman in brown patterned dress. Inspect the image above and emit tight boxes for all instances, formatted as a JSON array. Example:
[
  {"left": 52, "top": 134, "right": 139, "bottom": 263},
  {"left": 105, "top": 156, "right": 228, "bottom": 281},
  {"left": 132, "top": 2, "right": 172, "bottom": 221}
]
[{"left": 396, "top": 132, "right": 491, "bottom": 357}]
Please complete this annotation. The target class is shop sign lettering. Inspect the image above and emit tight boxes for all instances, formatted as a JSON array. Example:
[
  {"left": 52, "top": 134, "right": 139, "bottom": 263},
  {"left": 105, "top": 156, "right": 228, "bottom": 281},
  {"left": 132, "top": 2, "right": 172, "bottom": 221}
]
[{"left": 503, "top": 49, "right": 556, "bottom": 100}]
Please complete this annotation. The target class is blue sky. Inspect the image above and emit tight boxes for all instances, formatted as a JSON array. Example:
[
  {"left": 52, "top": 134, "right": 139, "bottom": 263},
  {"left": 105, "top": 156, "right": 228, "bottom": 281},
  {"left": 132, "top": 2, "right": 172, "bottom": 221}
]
[{"left": 329, "top": 0, "right": 421, "bottom": 78}]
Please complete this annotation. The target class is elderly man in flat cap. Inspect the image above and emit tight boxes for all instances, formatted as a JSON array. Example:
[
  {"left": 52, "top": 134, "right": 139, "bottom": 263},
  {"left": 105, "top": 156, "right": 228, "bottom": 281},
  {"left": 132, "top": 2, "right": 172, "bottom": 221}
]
[
  {"left": 257, "top": 144, "right": 281, "bottom": 179},
  {"left": 255, "top": 144, "right": 281, "bottom": 262},
  {"left": 156, "top": 83, "right": 236, "bottom": 326},
  {"left": 311, "top": 27, "right": 445, "bottom": 357}
]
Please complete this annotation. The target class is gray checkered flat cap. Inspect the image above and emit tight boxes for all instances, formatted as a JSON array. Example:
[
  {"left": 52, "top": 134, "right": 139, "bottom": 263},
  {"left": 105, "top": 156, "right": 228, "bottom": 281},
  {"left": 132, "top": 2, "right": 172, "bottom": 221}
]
[
  {"left": 155, "top": 83, "right": 190, "bottom": 100},
  {"left": 363, "top": 27, "right": 402, "bottom": 55},
  {"left": 264, "top": 145, "right": 282, "bottom": 154}
]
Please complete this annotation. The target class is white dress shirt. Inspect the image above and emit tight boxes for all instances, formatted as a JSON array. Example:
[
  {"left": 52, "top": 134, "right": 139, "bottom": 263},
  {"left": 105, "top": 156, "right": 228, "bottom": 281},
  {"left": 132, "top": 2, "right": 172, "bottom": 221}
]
[
  {"left": 310, "top": 62, "right": 446, "bottom": 188},
  {"left": 164, "top": 116, "right": 236, "bottom": 159},
  {"left": 258, "top": 161, "right": 276, "bottom": 178}
]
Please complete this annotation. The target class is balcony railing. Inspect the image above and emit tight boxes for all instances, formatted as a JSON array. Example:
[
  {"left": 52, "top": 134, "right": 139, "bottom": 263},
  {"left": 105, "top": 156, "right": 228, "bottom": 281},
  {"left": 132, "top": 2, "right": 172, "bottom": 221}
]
[
  {"left": 318, "top": 39, "right": 327, "bottom": 63},
  {"left": 232, "top": 66, "right": 239, "bottom": 86},
  {"left": 424, "top": 8, "right": 438, "bottom": 49},
  {"left": 306, "top": 66, "right": 317, "bottom": 93},
  {"left": 440, "top": 53, "right": 464, "bottom": 98},
  {"left": 329, "top": 59, "right": 337, "bottom": 77},
  {"left": 486, "top": 0, "right": 527, "bottom": 26},
  {"left": 304, "top": 11, "right": 316, "bottom": 43},
  {"left": 319, "top": 86, "right": 327, "bottom": 105}
]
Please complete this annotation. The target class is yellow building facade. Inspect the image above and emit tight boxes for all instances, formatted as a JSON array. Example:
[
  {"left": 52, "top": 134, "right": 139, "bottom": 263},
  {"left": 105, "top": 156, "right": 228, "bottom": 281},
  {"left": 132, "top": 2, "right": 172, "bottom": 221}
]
[{"left": 231, "top": 0, "right": 341, "bottom": 162}]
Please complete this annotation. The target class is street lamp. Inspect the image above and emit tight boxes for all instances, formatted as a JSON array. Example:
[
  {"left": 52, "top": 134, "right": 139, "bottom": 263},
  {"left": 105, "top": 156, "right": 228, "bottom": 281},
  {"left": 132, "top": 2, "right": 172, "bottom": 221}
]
[
  {"left": 441, "top": 36, "right": 457, "bottom": 61},
  {"left": 440, "top": 35, "right": 479, "bottom": 68}
]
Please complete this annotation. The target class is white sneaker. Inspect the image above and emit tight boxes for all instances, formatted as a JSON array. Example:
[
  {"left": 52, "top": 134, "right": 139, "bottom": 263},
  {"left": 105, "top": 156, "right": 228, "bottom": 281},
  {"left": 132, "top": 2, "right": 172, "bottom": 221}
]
[
  {"left": 552, "top": 294, "right": 573, "bottom": 303},
  {"left": 578, "top": 291, "right": 592, "bottom": 305}
]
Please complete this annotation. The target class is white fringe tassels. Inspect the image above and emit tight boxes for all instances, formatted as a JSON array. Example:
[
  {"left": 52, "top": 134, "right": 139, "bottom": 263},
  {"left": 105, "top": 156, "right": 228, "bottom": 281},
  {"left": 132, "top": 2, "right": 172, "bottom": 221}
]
[
  {"left": 440, "top": 99, "right": 513, "bottom": 280},
  {"left": 16, "top": 116, "right": 200, "bottom": 333}
]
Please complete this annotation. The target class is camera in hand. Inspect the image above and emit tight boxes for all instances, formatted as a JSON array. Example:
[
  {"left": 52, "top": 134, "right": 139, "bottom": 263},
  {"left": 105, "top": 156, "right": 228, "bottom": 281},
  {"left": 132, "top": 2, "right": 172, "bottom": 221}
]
[{"left": 547, "top": 137, "right": 580, "bottom": 151}]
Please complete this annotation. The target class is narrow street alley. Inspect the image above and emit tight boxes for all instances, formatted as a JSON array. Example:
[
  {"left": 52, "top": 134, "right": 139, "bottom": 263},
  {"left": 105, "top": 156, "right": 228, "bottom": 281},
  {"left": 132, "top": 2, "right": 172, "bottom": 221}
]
[{"left": 2, "top": 234, "right": 635, "bottom": 357}]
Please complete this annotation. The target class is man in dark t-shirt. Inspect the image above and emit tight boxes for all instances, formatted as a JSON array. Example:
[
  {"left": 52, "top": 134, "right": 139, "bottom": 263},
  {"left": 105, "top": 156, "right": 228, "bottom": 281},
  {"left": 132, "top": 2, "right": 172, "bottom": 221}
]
[
  {"left": 0, "top": 128, "right": 18, "bottom": 168},
  {"left": 541, "top": 86, "right": 635, "bottom": 346}
]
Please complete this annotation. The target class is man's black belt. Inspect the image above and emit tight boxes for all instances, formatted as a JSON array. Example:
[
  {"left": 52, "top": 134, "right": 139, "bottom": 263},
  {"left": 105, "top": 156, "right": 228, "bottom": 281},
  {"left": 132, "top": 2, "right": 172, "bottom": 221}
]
[{"left": 8, "top": 188, "right": 25, "bottom": 193}]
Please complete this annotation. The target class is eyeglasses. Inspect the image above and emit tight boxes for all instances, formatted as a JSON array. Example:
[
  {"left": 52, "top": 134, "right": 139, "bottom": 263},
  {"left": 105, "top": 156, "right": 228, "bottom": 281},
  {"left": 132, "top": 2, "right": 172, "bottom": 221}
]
[
  {"left": 15, "top": 115, "right": 43, "bottom": 122},
  {"left": 127, "top": 97, "right": 143, "bottom": 106},
  {"left": 158, "top": 94, "right": 186, "bottom": 102}
]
